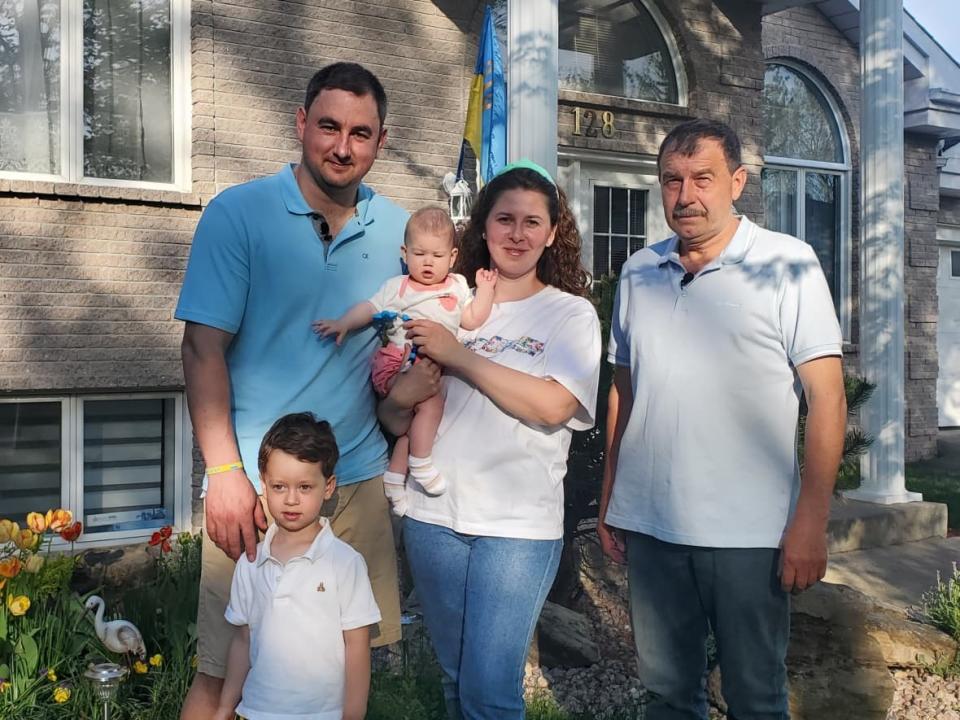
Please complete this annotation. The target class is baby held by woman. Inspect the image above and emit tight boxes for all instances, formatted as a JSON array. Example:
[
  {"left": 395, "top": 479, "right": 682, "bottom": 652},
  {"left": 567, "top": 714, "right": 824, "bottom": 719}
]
[{"left": 313, "top": 207, "right": 496, "bottom": 515}]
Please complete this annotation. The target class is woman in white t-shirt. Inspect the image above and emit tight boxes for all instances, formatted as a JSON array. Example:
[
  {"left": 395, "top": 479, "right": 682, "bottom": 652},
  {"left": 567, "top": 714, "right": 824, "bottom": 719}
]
[{"left": 396, "top": 160, "right": 601, "bottom": 719}]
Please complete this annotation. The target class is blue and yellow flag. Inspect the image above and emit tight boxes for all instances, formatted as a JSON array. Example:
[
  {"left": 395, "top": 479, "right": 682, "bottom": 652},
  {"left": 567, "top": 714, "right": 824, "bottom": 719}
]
[{"left": 458, "top": 4, "right": 506, "bottom": 185}]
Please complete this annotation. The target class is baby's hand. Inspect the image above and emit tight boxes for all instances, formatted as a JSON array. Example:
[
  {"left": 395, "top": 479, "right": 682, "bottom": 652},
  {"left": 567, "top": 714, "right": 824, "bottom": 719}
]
[
  {"left": 475, "top": 268, "right": 498, "bottom": 289},
  {"left": 312, "top": 319, "right": 348, "bottom": 345}
]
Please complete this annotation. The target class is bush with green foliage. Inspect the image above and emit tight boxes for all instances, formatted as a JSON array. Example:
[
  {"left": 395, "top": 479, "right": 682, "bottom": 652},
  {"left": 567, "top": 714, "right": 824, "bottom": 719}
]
[{"left": 922, "top": 563, "right": 960, "bottom": 642}]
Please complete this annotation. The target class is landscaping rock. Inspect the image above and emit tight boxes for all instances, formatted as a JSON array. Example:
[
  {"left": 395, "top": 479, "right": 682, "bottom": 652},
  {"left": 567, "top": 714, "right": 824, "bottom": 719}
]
[
  {"left": 786, "top": 610, "right": 895, "bottom": 720},
  {"left": 793, "top": 582, "right": 957, "bottom": 668},
  {"left": 537, "top": 600, "right": 600, "bottom": 668},
  {"left": 75, "top": 545, "right": 156, "bottom": 591}
]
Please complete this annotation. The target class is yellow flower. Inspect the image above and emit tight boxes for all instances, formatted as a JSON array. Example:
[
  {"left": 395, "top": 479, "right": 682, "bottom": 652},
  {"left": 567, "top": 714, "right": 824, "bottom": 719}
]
[
  {"left": 0, "top": 578, "right": 5, "bottom": 592},
  {"left": 149, "top": 653, "right": 163, "bottom": 668},
  {"left": 13, "top": 528, "right": 36, "bottom": 551},
  {"left": 0, "top": 558, "right": 22, "bottom": 579},
  {"left": 190, "top": 654, "right": 198, "bottom": 669},
  {"left": 53, "top": 686, "right": 70, "bottom": 703},
  {"left": 6, "top": 593, "right": 30, "bottom": 616},
  {"left": 0, "top": 679, "right": 9, "bottom": 693},
  {"left": 26, "top": 512, "right": 46, "bottom": 534},
  {"left": 24, "top": 553, "right": 45, "bottom": 574},
  {"left": 46, "top": 668, "right": 57, "bottom": 682},
  {"left": 0, "top": 520, "right": 19, "bottom": 544},
  {"left": 45, "top": 509, "right": 73, "bottom": 533},
  {"left": 132, "top": 661, "right": 148, "bottom": 674}
]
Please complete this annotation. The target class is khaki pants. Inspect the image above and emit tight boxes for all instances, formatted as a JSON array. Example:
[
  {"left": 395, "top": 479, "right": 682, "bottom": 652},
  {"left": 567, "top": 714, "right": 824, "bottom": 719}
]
[{"left": 196, "top": 476, "right": 402, "bottom": 678}]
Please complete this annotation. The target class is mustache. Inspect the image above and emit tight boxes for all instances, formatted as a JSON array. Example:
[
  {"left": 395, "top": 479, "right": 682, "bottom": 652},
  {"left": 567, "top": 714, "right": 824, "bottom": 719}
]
[{"left": 672, "top": 207, "right": 706, "bottom": 218}]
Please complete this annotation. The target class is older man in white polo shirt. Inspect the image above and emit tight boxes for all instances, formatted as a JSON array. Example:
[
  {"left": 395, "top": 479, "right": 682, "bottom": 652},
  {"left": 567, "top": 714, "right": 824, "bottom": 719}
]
[{"left": 598, "top": 118, "right": 847, "bottom": 720}]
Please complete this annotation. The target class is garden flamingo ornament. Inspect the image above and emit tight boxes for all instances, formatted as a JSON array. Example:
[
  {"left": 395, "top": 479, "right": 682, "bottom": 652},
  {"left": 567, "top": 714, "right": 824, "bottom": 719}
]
[{"left": 84, "top": 595, "right": 146, "bottom": 660}]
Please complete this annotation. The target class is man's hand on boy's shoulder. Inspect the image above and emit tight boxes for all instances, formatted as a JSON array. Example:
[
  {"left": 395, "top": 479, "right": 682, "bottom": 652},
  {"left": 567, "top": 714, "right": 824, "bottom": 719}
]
[{"left": 206, "top": 469, "right": 267, "bottom": 562}]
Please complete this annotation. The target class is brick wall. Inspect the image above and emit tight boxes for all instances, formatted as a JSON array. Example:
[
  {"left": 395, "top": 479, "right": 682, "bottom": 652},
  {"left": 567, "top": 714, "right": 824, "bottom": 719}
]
[
  {"left": 196, "top": 0, "right": 476, "bottom": 204},
  {"left": 905, "top": 138, "right": 941, "bottom": 459}
]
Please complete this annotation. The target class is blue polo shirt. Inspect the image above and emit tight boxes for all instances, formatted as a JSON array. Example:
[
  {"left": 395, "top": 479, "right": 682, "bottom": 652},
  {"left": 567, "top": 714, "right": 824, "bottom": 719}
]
[{"left": 175, "top": 164, "right": 408, "bottom": 490}]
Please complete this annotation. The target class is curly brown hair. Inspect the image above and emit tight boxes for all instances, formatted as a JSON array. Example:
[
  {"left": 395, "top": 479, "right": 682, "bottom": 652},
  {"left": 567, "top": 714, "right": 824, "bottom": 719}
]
[{"left": 455, "top": 168, "right": 591, "bottom": 297}]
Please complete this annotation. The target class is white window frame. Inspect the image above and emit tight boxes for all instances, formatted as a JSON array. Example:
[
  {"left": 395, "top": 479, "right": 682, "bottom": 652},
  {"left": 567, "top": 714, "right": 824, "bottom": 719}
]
[
  {"left": 0, "top": 392, "right": 192, "bottom": 549},
  {"left": 0, "top": 0, "right": 191, "bottom": 191},
  {"left": 763, "top": 59, "right": 852, "bottom": 341},
  {"left": 558, "top": 150, "right": 672, "bottom": 279}
]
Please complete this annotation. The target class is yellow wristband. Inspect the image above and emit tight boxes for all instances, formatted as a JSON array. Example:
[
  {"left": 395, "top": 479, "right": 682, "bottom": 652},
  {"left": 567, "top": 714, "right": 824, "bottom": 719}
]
[{"left": 206, "top": 461, "right": 244, "bottom": 476}]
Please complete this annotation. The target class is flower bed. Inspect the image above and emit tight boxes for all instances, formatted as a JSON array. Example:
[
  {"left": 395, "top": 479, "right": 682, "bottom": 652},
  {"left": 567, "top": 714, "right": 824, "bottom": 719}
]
[{"left": 0, "top": 509, "right": 201, "bottom": 720}]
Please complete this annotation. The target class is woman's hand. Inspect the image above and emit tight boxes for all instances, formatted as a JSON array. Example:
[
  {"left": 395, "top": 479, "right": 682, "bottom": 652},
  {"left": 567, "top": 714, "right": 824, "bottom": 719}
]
[{"left": 405, "top": 319, "right": 466, "bottom": 368}]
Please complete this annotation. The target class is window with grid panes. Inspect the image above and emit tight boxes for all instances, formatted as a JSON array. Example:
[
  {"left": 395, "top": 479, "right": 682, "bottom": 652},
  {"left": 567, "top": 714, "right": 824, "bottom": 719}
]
[
  {"left": 0, "top": 395, "right": 183, "bottom": 541},
  {"left": 593, "top": 185, "right": 646, "bottom": 278},
  {"left": 0, "top": 0, "right": 189, "bottom": 187}
]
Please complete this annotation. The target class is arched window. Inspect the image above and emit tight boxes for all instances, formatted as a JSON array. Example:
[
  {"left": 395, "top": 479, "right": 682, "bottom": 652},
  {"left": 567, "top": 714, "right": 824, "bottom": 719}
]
[
  {"left": 762, "top": 61, "right": 850, "bottom": 327},
  {"left": 558, "top": 0, "right": 684, "bottom": 104}
]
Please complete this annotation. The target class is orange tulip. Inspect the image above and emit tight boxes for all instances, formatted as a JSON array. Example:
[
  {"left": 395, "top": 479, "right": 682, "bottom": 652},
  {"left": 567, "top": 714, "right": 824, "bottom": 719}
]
[
  {"left": 0, "top": 558, "right": 21, "bottom": 579},
  {"left": 26, "top": 512, "right": 46, "bottom": 534},
  {"left": 45, "top": 509, "right": 73, "bottom": 533},
  {"left": 59, "top": 521, "right": 83, "bottom": 543}
]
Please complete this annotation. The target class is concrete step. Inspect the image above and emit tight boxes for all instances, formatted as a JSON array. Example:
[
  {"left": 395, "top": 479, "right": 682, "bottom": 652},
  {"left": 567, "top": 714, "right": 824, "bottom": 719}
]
[
  {"left": 827, "top": 498, "right": 947, "bottom": 554},
  {"left": 824, "top": 536, "right": 960, "bottom": 611}
]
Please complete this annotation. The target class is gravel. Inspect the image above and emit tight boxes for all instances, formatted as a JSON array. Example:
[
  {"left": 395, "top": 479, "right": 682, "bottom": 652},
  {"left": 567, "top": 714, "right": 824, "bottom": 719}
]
[{"left": 521, "top": 546, "right": 960, "bottom": 719}]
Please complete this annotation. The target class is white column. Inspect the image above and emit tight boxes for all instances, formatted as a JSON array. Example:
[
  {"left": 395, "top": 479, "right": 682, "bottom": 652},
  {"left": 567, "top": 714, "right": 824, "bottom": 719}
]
[
  {"left": 506, "top": 0, "right": 558, "bottom": 177},
  {"left": 845, "top": 0, "right": 921, "bottom": 505}
]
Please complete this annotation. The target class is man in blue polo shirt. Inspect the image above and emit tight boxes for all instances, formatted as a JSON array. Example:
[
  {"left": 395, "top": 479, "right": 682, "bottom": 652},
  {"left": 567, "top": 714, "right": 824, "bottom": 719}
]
[
  {"left": 599, "top": 119, "right": 847, "bottom": 719},
  {"left": 175, "top": 63, "right": 439, "bottom": 719}
]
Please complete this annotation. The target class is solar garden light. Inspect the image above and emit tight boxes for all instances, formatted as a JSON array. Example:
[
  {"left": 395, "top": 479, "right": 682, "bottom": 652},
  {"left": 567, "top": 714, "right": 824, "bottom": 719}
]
[{"left": 84, "top": 662, "right": 128, "bottom": 720}]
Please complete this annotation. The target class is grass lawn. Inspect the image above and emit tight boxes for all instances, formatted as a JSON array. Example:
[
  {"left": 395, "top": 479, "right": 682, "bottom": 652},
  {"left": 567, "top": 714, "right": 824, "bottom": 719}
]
[{"left": 906, "top": 462, "right": 960, "bottom": 531}]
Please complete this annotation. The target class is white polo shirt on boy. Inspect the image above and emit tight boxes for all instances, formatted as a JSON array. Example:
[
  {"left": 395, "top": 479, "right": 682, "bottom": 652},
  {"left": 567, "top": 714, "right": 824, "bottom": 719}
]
[{"left": 225, "top": 519, "right": 381, "bottom": 720}]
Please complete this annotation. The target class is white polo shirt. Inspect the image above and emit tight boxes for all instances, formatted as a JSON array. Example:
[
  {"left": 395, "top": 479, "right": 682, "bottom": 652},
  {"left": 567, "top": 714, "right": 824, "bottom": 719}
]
[
  {"left": 224, "top": 519, "right": 381, "bottom": 720},
  {"left": 605, "top": 216, "right": 842, "bottom": 549}
]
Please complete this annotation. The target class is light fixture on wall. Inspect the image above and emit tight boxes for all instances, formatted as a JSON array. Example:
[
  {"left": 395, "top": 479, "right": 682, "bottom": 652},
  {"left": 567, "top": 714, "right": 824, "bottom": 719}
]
[{"left": 442, "top": 172, "right": 473, "bottom": 224}]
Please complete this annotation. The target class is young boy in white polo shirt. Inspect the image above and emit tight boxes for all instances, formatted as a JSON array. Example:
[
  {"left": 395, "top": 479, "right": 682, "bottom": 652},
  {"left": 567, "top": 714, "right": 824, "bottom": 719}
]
[{"left": 214, "top": 413, "right": 381, "bottom": 720}]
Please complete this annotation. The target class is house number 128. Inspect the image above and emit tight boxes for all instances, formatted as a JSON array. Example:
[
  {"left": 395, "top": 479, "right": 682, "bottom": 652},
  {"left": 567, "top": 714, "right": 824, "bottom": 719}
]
[{"left": 572, "top": 107, "right": 616, "bottom": 138}]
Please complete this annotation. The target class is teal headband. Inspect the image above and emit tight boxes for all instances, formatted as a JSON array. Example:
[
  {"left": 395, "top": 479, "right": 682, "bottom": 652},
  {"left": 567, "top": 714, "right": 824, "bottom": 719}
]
[{"left": 491, "top": 158, "right": 556, "bottom": 186}]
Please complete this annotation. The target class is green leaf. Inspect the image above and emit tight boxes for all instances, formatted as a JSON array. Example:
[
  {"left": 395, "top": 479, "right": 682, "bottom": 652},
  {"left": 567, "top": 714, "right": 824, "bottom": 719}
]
[
  {"left": 15, "top": 633, "right": 38, "bottom": 675},
  {"left": 0, "top": 606, "right": 6, "bottom": 642},
  {"left": 0, "top": 662, "right": 8, "bottom": 679}
]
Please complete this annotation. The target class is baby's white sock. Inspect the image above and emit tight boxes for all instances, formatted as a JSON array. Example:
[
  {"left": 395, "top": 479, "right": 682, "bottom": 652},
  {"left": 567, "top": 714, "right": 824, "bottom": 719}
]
[
  {"left": 408, "top": 455, "right": 446, "bottom": 495},
  {"left": 383, "top": 471, "right": 408, "bottom": 517}
]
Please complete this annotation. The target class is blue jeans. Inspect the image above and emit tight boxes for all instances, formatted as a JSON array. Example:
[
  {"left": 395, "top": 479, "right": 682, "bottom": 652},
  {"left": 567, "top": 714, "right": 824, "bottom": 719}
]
[
  {"left": 404, "top": 517, "right": 562, "bottom": 720},
  {"left": 626, "top": 532, "right": 790, "bottom": 720}
]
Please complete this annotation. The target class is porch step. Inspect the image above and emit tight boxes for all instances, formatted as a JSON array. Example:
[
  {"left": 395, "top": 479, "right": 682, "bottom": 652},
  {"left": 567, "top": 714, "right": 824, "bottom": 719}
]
[
  {"left": 824, "top": 536, "right": 960, "bottom": 610},
  {"left": 827, "top": 498, "right": 947, "bottom": 554}
]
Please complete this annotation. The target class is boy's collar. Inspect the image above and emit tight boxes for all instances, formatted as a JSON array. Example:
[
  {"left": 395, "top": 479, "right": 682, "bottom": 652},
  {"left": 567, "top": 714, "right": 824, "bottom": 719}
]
[{"left": 257, "top": 516, "right": 333, "bottom": 566}]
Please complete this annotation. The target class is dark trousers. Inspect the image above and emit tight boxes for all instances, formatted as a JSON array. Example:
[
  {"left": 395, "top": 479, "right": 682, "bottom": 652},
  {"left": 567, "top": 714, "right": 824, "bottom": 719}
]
[{"left": 625, "top": 531, "right": 790, "bottom": 720}]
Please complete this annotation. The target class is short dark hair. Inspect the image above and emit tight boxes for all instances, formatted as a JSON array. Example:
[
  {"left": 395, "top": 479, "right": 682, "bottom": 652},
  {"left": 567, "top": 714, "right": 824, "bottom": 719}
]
[
  {"left": 657, "top": 118, "right": 742, "bottom": 173},
  {"left": 304, "top": 63, "right": 388, "bottom": 128},
  {"left": 258, "top": 412, "right": 339, "bottom": 478}
]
